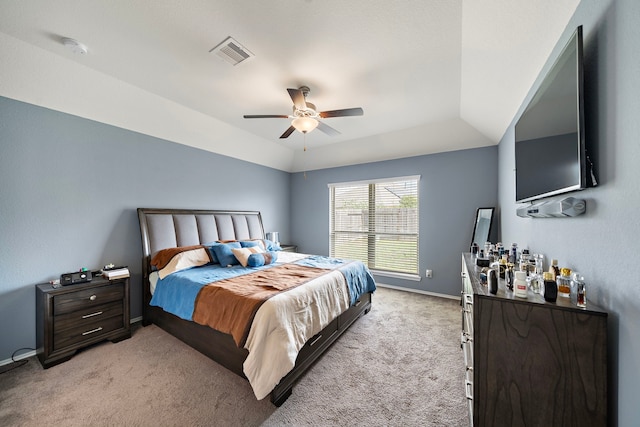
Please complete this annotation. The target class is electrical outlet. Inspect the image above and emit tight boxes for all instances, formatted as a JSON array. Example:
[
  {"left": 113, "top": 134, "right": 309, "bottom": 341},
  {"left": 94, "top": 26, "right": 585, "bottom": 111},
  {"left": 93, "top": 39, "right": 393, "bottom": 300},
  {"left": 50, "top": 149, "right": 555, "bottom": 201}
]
[{"left": 426, "top": 269, "right": 433, "bottom": 278}]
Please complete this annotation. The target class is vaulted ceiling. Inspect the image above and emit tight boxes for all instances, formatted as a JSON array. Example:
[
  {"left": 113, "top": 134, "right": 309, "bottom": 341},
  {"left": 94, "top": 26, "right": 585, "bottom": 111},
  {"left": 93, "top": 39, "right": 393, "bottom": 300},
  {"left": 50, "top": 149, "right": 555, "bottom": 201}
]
[{"left": 0, "top": 1, "right": 580, "bottom": 172}]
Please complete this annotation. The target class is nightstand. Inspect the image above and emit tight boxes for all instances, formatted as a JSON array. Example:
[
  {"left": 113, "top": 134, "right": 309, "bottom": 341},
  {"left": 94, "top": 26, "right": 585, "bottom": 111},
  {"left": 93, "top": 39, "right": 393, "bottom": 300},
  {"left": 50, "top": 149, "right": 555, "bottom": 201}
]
[
  {"left": 35, "top": 275, "right": 131, "bottom": 368},
  {"left": 280, "top": 244, "right": 298, "bottom": 252}
]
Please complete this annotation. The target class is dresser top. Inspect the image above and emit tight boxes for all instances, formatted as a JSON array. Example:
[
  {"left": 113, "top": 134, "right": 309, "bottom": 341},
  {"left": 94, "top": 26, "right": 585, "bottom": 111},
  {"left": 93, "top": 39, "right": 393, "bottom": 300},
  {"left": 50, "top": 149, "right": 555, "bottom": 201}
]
[{"left": 463, "top": 253, "right": 607, "bottom": 315}]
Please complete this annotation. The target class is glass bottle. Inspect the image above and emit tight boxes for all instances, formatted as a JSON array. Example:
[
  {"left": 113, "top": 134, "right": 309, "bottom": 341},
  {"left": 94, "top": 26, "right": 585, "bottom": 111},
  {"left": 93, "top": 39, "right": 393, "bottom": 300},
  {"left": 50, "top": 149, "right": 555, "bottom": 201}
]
[
  {"left": 557, "top": 268, "right": 572, "bottom": 297},
  {"left": 575, "top": 276, "right": 587, "bottom": 308},
  {"left": 510, "top": 243, "right": 518, "bottom": 264},
  {"left": 499, "top": 256, "right": 507, "bottom": 279},
  {"left": 534, "top": 253, "right": 544, "bottom": 275},
  {"left": 543, "top": 272, "right": 557, "bottom": 302},
  {"left": 519, "top": 249, "right": 531, "bottom": 273},
  {"left": 549, "top": 259, "right": 560, "bottom": 280},
  {"left": 506, "top": 263, "right": 515, "bottom": 291}
]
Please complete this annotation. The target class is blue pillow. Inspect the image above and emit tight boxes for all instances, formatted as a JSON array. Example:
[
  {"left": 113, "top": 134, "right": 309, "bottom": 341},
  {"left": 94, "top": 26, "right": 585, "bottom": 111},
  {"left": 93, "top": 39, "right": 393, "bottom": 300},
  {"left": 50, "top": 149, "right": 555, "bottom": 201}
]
[
  {"left": 206, "top": 243, "right": 221, "bottom": 264},
  {"left": 211, "top": 242, "right": 242, "bottom": 266},
  {"left": 247, "top": 251, "right": 278, "bottom": 267},
  {"left": 264, "top": 239, "right": 282, "bottom": 251}
]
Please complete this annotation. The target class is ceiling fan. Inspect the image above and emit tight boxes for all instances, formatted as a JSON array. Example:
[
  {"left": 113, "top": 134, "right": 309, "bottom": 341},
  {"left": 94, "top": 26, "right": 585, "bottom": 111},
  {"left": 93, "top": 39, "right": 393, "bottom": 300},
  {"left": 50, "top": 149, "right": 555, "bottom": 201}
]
[{"left": 243, "top": 86, "right": 364, "bottom": 139}]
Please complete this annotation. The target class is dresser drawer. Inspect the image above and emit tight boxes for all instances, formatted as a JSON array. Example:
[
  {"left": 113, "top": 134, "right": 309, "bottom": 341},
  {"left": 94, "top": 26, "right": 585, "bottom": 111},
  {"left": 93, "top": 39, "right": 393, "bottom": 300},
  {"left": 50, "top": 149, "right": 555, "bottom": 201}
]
[
  {"left": 54, "top": 300, "right": 123, "bottom": 333},
  {"left": 54, "top": 282, "right": 124, "bottom": 315},
  {"left": 53, "top": 314, "right": 124, "bottom": 351}
]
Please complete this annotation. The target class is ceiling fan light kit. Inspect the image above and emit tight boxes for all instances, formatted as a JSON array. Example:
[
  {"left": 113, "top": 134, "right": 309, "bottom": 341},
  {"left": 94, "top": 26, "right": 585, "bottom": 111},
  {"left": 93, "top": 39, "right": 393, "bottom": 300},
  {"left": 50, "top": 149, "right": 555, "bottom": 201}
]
[
  {"left": 292, "top": 117, "right": 319, "bottom": 133},
  {"left": 243, "top": 86, "right": 363, "bottom": 139}
]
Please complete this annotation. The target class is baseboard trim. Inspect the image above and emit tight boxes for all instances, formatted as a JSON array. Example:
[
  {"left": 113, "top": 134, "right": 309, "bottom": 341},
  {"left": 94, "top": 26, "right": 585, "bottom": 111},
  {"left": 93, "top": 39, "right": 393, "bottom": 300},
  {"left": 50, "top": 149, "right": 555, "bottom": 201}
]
[
  {"left": 376, "top": 283, "right": 459, "bottom": 301},
  {"left": 0, "top": 349, "right": 36, "bottom": 367}
]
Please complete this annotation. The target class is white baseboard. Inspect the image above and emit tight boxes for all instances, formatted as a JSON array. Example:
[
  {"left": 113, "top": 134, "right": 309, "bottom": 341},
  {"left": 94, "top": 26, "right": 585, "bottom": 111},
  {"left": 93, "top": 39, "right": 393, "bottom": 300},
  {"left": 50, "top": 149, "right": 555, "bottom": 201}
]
[
  {"left": 0, "top": 349, "right": 36, "bottom": 367},
  {"left": 376, "top": 283, "right": 460, "bottom": 300}
]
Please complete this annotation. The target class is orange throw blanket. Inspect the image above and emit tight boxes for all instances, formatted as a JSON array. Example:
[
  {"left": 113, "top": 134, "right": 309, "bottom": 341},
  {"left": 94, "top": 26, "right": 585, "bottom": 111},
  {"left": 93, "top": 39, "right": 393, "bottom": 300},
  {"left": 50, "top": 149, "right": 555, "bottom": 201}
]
[{"left": 192, "top": 263, "right": 331, "bottom": 347}]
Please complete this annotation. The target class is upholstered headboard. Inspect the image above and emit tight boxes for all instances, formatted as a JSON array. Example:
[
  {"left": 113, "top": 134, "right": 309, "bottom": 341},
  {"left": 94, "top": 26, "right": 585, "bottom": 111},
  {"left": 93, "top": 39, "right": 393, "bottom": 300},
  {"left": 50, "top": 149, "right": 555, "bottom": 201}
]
[{"left": 137, "top": 208, "right": 265, "bottom": 304}]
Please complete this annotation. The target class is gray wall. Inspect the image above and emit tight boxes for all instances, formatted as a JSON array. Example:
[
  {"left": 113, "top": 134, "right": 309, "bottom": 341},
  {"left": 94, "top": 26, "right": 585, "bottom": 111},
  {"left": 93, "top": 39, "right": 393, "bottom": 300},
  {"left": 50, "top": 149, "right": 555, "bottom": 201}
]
[
  {"left": 290, "top": 146, "right": 498, "bottom": 296},
  {"left": 498, "top": 0, "right": 639, "bottom": 425},
  {"left": 0, "top": 96, "right": 291, "bottom": 361}
]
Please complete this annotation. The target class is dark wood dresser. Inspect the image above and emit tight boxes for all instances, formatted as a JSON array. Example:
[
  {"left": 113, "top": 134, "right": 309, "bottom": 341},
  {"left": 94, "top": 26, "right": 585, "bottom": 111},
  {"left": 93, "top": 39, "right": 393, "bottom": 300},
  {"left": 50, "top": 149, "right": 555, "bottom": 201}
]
[
  {"left": 36, "top": 276, "right": 131, "bottom": 368},
  {"left": 461, "top": 253, "right": 607, "bottom": 427}
]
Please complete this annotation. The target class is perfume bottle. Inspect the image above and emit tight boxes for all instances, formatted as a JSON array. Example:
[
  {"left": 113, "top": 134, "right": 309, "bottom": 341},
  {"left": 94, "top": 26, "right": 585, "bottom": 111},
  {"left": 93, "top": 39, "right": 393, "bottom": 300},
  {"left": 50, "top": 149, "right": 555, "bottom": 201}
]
[
  {"left": 557, "top": 268, "right": 572, "bottom": 297},
  {"left": 514, "top": 271, "right": 528, "bottom": 298},
  {"left": 574, "top": 275, "right": 587, "bottom": 308},
  {"left": 543, "top": 272, "right": 557, "bottom": 302}
]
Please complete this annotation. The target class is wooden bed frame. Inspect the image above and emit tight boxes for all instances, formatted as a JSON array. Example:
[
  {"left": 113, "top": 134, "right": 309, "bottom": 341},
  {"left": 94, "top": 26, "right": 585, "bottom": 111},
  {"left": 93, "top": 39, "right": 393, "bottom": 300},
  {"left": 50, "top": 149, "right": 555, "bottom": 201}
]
[{"left": 137, "top": 208, "right": 372, "bottom": 406}]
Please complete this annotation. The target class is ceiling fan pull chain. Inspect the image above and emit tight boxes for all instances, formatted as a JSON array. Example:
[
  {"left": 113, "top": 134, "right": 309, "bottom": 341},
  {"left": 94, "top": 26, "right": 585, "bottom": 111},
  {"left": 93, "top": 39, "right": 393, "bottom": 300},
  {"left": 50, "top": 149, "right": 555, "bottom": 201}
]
[{"left": 303, "top": 134, "right": 308, "bottom": 180}]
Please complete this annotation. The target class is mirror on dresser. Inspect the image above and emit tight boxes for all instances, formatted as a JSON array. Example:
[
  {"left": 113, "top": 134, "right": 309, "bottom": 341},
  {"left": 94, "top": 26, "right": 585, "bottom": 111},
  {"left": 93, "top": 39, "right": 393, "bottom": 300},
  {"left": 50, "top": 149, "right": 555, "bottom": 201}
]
[{"left": 470, "top": 207, "right": 494, "bottom": 250}]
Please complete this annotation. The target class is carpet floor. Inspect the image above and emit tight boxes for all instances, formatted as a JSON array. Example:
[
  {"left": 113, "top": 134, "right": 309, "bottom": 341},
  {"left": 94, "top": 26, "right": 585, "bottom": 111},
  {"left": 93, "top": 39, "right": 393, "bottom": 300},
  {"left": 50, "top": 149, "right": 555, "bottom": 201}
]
[{"left": 0, "top": 287, "right": 468, "bottom": 426}]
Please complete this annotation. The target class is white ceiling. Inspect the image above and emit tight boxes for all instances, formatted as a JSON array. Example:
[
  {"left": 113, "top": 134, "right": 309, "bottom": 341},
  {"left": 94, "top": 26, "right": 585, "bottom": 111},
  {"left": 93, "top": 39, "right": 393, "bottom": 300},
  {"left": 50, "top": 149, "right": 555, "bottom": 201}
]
[{"left": 0, "top": 0, "right": 580, "bottom": 172}]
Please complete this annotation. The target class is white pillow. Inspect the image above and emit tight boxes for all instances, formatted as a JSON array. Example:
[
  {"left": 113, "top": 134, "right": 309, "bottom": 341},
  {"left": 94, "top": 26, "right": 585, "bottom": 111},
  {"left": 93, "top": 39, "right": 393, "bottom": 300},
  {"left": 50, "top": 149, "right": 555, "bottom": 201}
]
[
  {"left": 231, "top": 246, "right": 265, "bottom": 267},
  {"left": 157, "top": 247, "right": 210, "bottom": 279}
]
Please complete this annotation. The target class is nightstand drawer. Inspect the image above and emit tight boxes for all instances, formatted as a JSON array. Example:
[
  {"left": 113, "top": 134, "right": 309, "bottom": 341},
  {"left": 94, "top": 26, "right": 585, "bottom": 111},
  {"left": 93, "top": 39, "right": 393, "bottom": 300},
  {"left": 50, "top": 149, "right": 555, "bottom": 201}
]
[
  {"left": 54, "top": 300, "right": 124, "bottom": 333},
  {"left": 54, "top": 282, "right": 124, "bottom": 315},
  {"left": 53, "top": 314, "right": 124, "bottom": 350}
]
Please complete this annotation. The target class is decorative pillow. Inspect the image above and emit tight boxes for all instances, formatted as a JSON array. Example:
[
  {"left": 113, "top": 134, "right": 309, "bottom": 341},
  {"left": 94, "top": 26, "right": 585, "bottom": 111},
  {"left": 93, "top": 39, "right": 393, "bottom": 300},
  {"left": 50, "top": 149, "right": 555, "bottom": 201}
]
[
  {"left": 211, "top": 241, "right": 242, "bottom": 267},
  {"left": 247, "top": 251, "right": 278, "bottom": 267},
  {"left": 231, "top": 246, "right": 265, "bottom": 267},
  {"left": 205, "top": 243, "right": 222, "bottom": 264},
  {"left": 264, "top": 239, "right": 282, "bottom": 251},
  {"left": 240, "top": 240, "right": 264, "bottom": 250},
  {"left": 241, "top": 239, "right": 282, "bottom": 251},
  {"left": 151, "top": 246, "right": 212, "bottom": 279}
]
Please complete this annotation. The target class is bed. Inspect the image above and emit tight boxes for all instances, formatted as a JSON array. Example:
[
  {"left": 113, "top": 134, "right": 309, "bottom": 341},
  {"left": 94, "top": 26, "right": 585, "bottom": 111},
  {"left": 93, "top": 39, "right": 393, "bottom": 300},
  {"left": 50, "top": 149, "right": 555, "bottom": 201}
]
[{"left": 137, "top": 208, "right": 375, "bottom": 406}]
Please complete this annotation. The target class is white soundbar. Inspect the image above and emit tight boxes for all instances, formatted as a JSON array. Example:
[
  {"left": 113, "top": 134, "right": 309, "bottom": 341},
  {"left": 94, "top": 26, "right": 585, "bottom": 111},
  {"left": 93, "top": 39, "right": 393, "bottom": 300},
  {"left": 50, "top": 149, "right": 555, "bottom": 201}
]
[{"left": 516, "top": 196, "right": 586, "bottom": 218}]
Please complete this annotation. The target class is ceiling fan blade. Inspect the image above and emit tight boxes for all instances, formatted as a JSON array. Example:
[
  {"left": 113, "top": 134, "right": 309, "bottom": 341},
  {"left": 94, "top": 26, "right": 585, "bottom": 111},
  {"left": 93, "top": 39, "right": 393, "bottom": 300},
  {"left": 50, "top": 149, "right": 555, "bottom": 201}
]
[
  {"left": 317, "top": 121, "right": 341, "bottom": 137},
  {"left": 243, "top": 114, "right": 289, "bottom": 119},
  {"left": 319, "top": 107, "right": 364, "bottom": 118},
  {"left": 287, "top": 88, "right": 307, "bottom": 110},
  {"left": 279, "top": 126, "right": 296, "bottom": 139}
]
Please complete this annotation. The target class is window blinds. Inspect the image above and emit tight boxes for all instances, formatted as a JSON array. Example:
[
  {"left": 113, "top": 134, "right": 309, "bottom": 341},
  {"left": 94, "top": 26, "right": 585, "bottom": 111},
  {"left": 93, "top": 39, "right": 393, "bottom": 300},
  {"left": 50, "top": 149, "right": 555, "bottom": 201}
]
[{"left": 329, "top": 176, "right": 419, "bottom": 275}]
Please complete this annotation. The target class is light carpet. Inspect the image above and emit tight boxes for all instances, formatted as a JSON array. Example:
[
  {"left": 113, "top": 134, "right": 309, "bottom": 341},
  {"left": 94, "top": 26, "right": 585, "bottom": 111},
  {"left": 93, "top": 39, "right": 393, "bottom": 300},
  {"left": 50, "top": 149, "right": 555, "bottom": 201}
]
[{"left": 0, "top": 287, "right": 468, "bottom": 426}]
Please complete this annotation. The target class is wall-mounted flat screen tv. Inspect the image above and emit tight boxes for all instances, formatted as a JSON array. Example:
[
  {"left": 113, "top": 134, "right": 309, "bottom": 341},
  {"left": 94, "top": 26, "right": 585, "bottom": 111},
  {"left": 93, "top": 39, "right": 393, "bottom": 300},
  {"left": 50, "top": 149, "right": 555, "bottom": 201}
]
[{"left": 515, "top": 26, "right": 593, "bottom": 203}]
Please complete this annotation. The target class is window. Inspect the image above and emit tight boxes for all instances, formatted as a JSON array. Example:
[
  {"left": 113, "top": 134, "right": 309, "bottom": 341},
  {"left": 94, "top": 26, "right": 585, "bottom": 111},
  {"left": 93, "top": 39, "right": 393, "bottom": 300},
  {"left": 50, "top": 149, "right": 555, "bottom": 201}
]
[{"left": 329, "top": 176, "right": 419, "bottom": 277}]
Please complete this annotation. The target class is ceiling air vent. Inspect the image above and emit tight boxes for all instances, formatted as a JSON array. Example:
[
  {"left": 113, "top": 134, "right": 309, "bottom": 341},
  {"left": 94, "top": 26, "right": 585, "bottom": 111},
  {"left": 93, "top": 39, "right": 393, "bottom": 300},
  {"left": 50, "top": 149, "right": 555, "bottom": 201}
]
[{"left": 210, "top": 36, "right": 254, "bottom": 66}]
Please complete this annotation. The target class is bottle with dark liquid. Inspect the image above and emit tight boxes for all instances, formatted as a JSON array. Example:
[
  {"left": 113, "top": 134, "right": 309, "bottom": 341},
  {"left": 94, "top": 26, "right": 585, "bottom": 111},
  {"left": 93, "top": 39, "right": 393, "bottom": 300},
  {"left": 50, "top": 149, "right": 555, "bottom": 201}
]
[{"left": 543, "top": 272, "right": 557, "bottom": 302}]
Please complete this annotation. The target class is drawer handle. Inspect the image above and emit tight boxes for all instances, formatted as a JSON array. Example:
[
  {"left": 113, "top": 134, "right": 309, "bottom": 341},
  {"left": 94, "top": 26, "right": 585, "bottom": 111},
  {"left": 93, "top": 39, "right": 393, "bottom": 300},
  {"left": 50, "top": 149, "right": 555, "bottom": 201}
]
[
  {"left": 82, "top": 327, "right": 103, "bottom": 336},
  {"left": 309, "top": 334, "right": 323, "bottom": 347},
  {"left": 82, "top": 311, "right": 103, "bottom": 319},
  {"left": 465, "top": 380, "right": 473, "bottom": 400},
  {"left": 89, "top": 295, "right": 97, "bottom": 301},
  {"left": 354, "top": 300, "right": 362, "bottom": 307}
]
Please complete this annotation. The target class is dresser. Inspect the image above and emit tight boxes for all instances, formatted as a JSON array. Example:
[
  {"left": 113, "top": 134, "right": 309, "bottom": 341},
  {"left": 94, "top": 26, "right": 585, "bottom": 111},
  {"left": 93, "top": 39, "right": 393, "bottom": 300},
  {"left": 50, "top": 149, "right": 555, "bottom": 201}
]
[
  {"left": 461, "top": 253, "right": 607, "bottom": 427},
  {"left": 36, "top": 276, "right": 131, "bottom": 368}
]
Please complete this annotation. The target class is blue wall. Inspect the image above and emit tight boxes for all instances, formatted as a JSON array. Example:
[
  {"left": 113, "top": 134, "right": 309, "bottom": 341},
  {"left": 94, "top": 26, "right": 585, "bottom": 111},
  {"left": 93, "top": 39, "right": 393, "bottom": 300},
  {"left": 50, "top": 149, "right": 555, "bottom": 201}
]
[
  {"left": 498, "top": 0, "right": 640, "bottom": 425},
  {"left": 0, "top": 96, "right": 291, "bottom": 361},
  {"left": 290, "top": 146, "right": 498, "bottom": 296}
]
